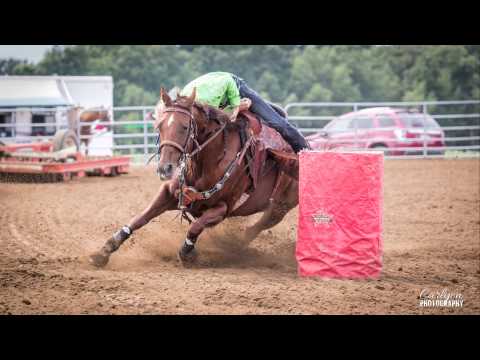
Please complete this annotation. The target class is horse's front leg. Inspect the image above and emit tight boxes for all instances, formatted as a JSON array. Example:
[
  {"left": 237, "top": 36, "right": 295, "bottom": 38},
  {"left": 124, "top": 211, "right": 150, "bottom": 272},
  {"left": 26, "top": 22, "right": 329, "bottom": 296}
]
[
  {"left": 89, "top": 181, "right": 178, "bottom": 267},
  {"left": 178, "top": 202, "right": 228, "bottom": 264}
]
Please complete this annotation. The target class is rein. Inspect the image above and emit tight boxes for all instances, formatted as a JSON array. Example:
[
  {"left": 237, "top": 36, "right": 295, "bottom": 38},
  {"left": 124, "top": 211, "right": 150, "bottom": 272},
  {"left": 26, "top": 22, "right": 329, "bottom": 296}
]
[{"left": 187, "top": 122, "right": 226, "bottom": 159}]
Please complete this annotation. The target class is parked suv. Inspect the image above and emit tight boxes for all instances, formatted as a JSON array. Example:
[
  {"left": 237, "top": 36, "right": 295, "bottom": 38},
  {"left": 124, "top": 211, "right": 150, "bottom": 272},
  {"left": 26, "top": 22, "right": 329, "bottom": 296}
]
[{"left": 307, "top": 107, "right": 445, "bottom": 155}]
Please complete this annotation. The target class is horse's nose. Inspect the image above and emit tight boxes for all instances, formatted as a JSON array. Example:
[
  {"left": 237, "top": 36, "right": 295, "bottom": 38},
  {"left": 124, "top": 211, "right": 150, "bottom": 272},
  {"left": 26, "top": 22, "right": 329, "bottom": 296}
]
[{"left": 159, "top": 163, "right": 174, "bottom": 180}]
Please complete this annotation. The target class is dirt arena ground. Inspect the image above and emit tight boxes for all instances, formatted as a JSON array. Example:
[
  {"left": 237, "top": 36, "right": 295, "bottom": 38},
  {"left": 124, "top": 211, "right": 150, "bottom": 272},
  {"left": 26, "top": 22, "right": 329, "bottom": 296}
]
[{"left": 1, "top": 159, "right": 479, "bottom": 314}]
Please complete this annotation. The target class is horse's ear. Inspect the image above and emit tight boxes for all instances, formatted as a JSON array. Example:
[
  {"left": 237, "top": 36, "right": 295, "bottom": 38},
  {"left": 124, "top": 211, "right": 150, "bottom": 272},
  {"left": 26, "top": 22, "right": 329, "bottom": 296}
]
[
  {"left": 188, "top": 87, "right": 196, "bottom": 104},
  {"left": 160, "top": 87, "right": 172, "bottom": 107},
  {"left": 181, "top": 87, "right": 196, "bottom": 109}
]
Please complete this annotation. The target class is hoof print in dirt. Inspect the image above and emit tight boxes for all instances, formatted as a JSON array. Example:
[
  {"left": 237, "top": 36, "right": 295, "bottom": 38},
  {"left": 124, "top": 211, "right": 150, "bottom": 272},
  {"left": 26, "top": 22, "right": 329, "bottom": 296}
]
[{"left": 89, "top": 252, "right": 110, "bottom": 268}]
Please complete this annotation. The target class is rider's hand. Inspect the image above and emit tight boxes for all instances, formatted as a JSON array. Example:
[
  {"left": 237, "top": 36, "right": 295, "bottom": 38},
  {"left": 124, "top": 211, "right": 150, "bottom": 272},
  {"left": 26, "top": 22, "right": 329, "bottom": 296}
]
[{"left": 239, "top": 98, "right": 252, "bottom": 111}]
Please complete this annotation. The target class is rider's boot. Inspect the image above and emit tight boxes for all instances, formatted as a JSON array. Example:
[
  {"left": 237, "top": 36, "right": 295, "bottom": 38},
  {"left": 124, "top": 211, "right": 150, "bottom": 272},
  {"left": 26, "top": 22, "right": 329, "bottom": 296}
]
[{"left": 292, "top": 136, "right": 312, "bottom": 153}]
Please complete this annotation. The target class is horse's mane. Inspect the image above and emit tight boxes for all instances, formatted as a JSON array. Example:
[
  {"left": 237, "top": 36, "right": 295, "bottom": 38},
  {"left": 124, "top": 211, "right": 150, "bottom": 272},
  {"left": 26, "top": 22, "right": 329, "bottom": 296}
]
[{"left": 194, "top": 102, "right": 228, "bottom": 123}]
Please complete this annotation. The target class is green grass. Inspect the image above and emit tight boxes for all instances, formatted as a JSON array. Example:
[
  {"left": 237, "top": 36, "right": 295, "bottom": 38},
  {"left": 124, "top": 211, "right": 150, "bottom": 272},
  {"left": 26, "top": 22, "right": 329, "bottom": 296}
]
[{"left": 444, "top": 150, "right": 480, "bottom": 158}]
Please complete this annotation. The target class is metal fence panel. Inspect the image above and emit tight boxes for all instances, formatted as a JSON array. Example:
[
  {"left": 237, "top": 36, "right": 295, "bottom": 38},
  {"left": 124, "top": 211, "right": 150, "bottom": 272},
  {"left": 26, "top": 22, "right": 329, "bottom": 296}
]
[{"left": 1, "top": 101, "right": 479, "bottom": 161}]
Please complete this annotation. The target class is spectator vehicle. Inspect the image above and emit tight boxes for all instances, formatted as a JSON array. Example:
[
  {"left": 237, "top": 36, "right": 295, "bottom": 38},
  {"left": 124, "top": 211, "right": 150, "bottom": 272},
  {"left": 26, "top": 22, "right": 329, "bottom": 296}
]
[{"left": 307, "top": 107, "right": 445, "bottom": 155}]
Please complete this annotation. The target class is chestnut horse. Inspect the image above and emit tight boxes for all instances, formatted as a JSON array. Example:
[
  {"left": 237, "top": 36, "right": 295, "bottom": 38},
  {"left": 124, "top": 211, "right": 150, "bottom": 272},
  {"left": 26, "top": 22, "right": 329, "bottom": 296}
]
[{"left": 89, "top": 88, "right": 299, "bottom": 267}]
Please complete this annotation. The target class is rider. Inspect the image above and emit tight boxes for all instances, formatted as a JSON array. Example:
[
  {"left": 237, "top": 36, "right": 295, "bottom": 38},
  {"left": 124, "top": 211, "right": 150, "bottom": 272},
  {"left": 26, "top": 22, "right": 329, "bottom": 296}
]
[{"left": 180, "top": 72, "right": 310, "bottom": 153}]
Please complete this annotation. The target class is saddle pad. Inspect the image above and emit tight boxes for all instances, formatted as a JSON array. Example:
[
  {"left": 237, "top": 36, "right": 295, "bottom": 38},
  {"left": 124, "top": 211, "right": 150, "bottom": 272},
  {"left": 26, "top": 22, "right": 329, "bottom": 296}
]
[{"left": 296, "top": 151, "right": 384, "bottom": 279}]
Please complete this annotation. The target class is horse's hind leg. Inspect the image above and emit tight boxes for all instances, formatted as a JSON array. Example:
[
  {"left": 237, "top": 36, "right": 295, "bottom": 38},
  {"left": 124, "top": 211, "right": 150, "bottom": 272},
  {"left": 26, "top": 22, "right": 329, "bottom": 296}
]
[
  {"left": 178, "top": 202, "right": 228, "bottom": 264},
  {"left": 243, "top": 200, "right": 292, "bottom": 246},
  {"left": 89, "top": 181, "right": 177, "bottom": 268},
  {"left": 243, "top": 177, "right": 298, "bottom": 246}
]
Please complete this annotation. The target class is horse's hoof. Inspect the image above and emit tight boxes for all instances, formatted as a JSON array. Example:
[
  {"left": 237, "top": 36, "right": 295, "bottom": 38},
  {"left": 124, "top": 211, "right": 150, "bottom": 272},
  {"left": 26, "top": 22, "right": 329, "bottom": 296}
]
[
  {"left": 177, "top": 248, "right": 198, "bottom": 266},
  {"left": 89, "top": 251, "right": 110, "bottom": 268}
]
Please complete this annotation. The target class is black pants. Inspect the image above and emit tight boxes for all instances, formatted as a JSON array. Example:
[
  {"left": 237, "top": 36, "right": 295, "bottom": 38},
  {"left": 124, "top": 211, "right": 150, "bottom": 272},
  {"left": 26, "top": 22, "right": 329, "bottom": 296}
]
[{"left": 232, "top": 75, "right": 310, "bottom": 153}]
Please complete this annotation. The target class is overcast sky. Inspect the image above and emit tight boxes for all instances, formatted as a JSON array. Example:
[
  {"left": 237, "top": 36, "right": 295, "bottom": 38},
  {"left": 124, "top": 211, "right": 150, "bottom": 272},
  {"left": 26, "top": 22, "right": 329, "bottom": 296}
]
[{"left": 0, "top": 45, "right": 54, "bottom": 63}]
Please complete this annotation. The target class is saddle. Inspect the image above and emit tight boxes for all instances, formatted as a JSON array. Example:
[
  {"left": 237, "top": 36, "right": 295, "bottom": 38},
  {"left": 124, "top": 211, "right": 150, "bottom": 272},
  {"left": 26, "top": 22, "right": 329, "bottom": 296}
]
[{"left": 238, "top": 110, "right": 299, "bottom": 190}]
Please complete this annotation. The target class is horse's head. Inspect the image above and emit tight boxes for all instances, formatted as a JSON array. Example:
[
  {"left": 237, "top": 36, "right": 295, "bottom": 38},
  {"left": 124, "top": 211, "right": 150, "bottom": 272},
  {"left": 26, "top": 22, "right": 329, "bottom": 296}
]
[{"left": 153, "top": 87, "right": 198, "bottom": 180}]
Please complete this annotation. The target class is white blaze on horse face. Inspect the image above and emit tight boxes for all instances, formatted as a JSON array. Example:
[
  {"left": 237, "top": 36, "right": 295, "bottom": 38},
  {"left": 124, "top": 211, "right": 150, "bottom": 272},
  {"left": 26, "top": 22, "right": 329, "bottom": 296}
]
[{"left": 167, "top": 114, "right": 175, "bottom": 128}]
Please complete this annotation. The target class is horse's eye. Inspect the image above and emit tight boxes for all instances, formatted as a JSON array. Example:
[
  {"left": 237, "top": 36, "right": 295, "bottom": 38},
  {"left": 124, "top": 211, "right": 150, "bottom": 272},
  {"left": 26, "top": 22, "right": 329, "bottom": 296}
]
[{"left": 182, "top": 125, "right": 188, "bottom": 131}]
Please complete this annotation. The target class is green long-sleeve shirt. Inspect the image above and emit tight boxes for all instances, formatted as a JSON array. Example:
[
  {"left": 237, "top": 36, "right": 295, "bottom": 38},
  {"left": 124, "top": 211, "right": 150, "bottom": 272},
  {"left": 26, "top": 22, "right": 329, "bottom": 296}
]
[{"left": 181, "top": 72, "right": 241, "bottom": 113}]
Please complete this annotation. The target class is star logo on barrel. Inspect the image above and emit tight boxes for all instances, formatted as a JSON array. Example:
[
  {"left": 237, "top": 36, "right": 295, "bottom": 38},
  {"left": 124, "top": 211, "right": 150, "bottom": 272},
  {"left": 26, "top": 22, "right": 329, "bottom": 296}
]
[{"left": 312, "top": 210, "right": 333, "bottom": 225}]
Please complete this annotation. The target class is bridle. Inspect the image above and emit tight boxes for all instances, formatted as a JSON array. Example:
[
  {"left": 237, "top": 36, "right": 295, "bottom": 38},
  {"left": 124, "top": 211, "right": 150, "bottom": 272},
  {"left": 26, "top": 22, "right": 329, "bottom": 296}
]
[
  {"left": 148, "top": 104, "right": 227, "bottom": 166},
  {"left": 158, "top": 106, "right": 198, "bottom": 156}
]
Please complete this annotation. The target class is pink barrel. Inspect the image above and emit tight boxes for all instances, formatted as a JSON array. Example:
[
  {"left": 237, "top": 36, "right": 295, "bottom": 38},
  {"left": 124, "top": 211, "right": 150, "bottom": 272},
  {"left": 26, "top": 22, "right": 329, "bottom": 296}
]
[{"left": 296, "top": 151, "right": 384, "bottom": 278}]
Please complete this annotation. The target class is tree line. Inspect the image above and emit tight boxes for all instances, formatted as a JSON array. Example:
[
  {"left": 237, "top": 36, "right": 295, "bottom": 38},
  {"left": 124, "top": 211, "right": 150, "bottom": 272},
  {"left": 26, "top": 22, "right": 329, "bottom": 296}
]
[{"left": 1, "top": 45, "right": 479, "bottom": 112}]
